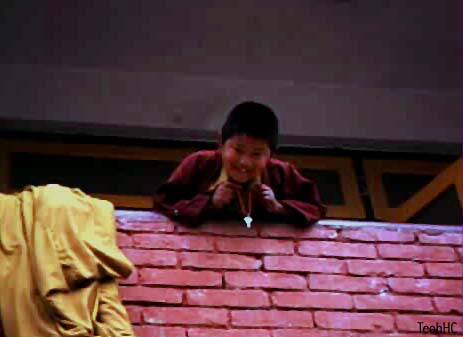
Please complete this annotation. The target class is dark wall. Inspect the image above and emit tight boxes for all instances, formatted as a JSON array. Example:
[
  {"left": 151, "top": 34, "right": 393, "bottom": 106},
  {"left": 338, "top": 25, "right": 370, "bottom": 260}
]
[{"left": 1, "top": 1, "right": 461, "bottom": 148}]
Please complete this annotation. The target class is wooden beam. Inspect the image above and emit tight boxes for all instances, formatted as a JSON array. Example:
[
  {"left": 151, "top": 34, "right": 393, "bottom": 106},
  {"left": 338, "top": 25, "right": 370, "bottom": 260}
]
[
  {"left": 390, "top": 158, "right": 462, "bottom": 223},
  {"left": 92, "top": 193, "right": 153, "bottom": 209},
  {"left": 279, "top": 155, "right": 365, "bottom": 219},
  {"left": 363, "top": 159, "right": 448, "bottom": 221}
]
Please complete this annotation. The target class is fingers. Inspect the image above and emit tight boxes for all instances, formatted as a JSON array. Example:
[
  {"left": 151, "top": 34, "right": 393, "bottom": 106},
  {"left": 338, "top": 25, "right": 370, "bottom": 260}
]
[
  {"left": 260, "top": 184, "right": 271, "bottom": 191},
  {"left": 212, "top": 182, "right": 239, "bottom": 208},
  {"left": 252, "top": 183, "right": 266, "bottom": 192},
  {"left": 217, "top": 183, "right": 240, "bottom": 198},
  {"left": 215, "top": 182, "right": 240, "bottom": 194},
  {"left": 262, "top": 190, "right": 273, "bottom": 199},
  {"left": 255, "top": 184, "right": 273, "bottom": 197},
  {"left": 223, "top": 181, "right": 242, "bottom": 191}
]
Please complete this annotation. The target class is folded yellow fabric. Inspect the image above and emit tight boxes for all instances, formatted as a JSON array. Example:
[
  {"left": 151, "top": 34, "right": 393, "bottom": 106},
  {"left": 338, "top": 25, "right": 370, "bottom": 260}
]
[{"left": 0, "top": 184, "right": 135, "bottom": 337}]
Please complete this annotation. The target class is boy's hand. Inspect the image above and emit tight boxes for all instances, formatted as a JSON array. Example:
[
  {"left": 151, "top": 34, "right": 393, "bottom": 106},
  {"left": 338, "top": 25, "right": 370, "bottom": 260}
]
[
  {"left": 211, "top": 182, "right": 241, "bottom": 209},
  {"left": 254, "top": 184, "right": 285, "bottom": 214}
]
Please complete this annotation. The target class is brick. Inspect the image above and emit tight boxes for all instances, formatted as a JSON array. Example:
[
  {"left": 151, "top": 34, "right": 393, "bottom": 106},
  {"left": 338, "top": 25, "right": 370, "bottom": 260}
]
[
  {"left": 143, "top": 307, "right": 228, "bottom": 326},
  {"left": 177, "top": 223, "right": 258, "bottom": 237},
  {"left": 116, "top": 210, "right": 168, "bottom": 222},
  {"left": 117, "top": 220, "right": 174, "bottom": 232},
  {"left": 180, "top": 252, "right": 261, "bottom": 270},
  {"left": 347, "top": 260, "right": 424, "bottom": 277},
  {"left": 133, "top": 234, "right": 214, "bottom": 251},
  {"left": 117, "top": 232, "right": 133, "bottom": 247},
  {"left": 231, "top": 310, "right": 313, "bottom": 328},
  {"left": 186, "top": 289, "right": 270, "bottom": 307},
  {"left": 309, "top": 274, "right": 387, "bottom": 293},
  {"left": 273, "top": 331, "right": 430, "bottom": 337},
  {"left": 119, "top": 270, "right": 138, "bottom": 285},
  {"left": 374, "top": 229, "right": 415, "bottom": 242},
  {"left": 123, "top": 249, "right": 177, "bottom": 266},
  {"left": 347, "top": 260, "right": 424, "bottom": 276},
  {"left": 125, "top": 306, "right": 142, "bottom": 323},
  {"left": 341, "top": 229, "right": 415, "bottom": 242},
  {"left": 216, "top": 237, "right": 294, "bottom": 254},
  {"left": 362, "top": 334, "right": 438, "bottom": 337},
  {"left": 299, "top": 241, "right": 377, "bottom": 258},
  {"left": 133, "top": 326, "right": 186, "bottom": 337},
  {"left": 457, "top": 247, "right": 463, "bottom": 261},
  {"left": 434, "top": 297, "right": 463, "bottom": 314},
  {"left": 377, "top": 244, "right": 456, "bottom": 261},
  {"left": 272, "top": 330, "right": 363, "bottom": 337},
  {"left": 396, "top": 314, "right": 462, "bottom": 333},
  {"left": 225, "top": 271, "right": 306, "bottom": 289},
  {"left": 354, "top": 294, "right": 433, "bottom": 311},
  {"left": 418, "top": 232, "right": 462, "bottom": 245},
  {"left": 188, "top": 328, "right": 270, "bottom": 337},
  {"left": 140, "top": 269, "right": 222, "bottom": 287},
  {"left": 314, "top": 311, "right": 394, "bottom": 331},
  {"left": 339, "top": 229, "right": 376, "bottom": 242},
  {"left": 272, "top": 291, "right": 352, "bottom": 309},
  {"left": 389, "top": 278, "right": 463, "bottom": 296},
  {"left": 264, "top": 256, "right": 345, "bottom": 274},
  {"left": 425, "top": 263, "right": 463, "bottom": 277},
  {"left": 119, "top": 286, "right": 182, "bottom": 304},
  {"left": 260, "top": 225, "right": 338, "bottom": 239}
]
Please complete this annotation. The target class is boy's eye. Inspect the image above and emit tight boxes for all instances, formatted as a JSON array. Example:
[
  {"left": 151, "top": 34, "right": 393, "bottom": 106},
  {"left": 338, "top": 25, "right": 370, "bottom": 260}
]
[
  {"left": 252, "top": 152, "right": 263, "bottom": 158},
  {"left": 234, "top": 147, "right": 244, "bottom": 153}
]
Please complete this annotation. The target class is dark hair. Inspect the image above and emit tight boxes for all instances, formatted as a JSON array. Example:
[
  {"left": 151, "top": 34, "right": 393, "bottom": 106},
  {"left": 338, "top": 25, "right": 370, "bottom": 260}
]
[{"left": 221, "top": 101, "right": 279, "bottom": 151}]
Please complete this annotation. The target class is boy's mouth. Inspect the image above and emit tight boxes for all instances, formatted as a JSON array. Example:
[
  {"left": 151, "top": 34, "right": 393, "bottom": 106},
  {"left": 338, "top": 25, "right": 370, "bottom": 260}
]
[
  {"left": 233, "top": 165, "right": 251, "bottom": 173},
  {"left": 230, "top": 165, "right": 253, "bottom": 180}
]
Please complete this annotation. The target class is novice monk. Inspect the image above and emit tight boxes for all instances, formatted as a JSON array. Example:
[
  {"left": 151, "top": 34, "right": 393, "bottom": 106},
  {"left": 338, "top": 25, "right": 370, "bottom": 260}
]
[{"left": 153, "top": 101, "right": 326, "bottom": 226}]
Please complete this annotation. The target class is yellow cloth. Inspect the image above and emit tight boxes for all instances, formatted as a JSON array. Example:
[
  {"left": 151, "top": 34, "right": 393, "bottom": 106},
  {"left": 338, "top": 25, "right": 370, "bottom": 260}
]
[{"left": 0, "top": 184, "right": 136, "bottom": 337}]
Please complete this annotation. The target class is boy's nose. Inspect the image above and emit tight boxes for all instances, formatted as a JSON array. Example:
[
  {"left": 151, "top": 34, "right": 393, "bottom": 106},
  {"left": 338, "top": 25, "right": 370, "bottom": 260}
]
[{"left": 239, "top": 155, "right": 253, "bottom": 168}]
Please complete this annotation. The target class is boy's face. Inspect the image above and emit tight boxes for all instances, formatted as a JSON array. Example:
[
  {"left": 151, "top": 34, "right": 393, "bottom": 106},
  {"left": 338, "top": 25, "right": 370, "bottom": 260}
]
[{"left": 221, "top": 134, "right": 271, "bottom": 184}]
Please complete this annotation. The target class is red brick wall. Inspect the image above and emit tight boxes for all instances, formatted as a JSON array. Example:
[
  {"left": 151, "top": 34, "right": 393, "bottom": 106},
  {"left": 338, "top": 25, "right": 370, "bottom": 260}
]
[{"left": 116, "top": 211, "right": 463, "bottom": 337}]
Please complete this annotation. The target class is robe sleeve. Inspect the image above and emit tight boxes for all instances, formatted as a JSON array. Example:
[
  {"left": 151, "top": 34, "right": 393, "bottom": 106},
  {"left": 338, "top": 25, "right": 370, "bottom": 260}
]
[
  {"left": 278, "top": 163, "right": 326, "bottom": 225},
  {"left": 153, "top": 152, "right": 213, "bottom": 225},
  {"left": 23, "top": 185, "right": 135, "bottom": 336},
  {"left": 0, "top": 318, "right": 4, "bottom": 337},
  {"left": 94, "top": 280, "right": 135, "bottom": 337}
]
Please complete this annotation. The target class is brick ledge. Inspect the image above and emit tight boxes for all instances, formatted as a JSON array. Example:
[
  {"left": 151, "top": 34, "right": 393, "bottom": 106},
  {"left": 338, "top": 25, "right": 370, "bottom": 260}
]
[{"left": 115, "top": 210, "right": 461, "bottom": 233}]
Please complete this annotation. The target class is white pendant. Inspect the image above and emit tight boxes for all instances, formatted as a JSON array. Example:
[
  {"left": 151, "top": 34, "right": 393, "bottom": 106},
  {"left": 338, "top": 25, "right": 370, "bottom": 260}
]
[{"left": 244, "top": 215, "right": 253, "bottom": 228}]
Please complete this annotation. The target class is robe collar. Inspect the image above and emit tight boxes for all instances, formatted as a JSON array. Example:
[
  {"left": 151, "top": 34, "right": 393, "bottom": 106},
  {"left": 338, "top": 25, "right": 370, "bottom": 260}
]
[{"left": 208, "top": 166, "right": 262, "bottom": 191}]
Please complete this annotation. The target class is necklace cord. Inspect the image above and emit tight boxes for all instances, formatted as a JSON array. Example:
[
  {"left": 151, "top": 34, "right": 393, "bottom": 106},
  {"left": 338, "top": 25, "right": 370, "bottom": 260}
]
[{"left": 237, "top": 190, "right": 252, "bottom": 217}]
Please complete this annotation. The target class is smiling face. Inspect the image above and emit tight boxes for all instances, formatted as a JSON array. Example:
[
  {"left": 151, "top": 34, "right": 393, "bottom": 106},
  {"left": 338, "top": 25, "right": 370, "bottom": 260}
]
[{"left": 221, "top": 134, "right": 271, "bottom": 184}]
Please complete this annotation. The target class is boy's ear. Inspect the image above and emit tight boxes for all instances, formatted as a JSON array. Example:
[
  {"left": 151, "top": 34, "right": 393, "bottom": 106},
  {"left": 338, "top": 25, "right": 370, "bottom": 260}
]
[{"left": 270, "top": 146, "right": 277, "bottom": 156}]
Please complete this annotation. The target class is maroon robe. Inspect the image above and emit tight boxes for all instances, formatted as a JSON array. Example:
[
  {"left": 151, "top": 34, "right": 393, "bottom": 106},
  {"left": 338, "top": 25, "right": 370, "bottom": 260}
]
[{"left": 153, "top": 150, "right": 326, "bottom": 226}]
